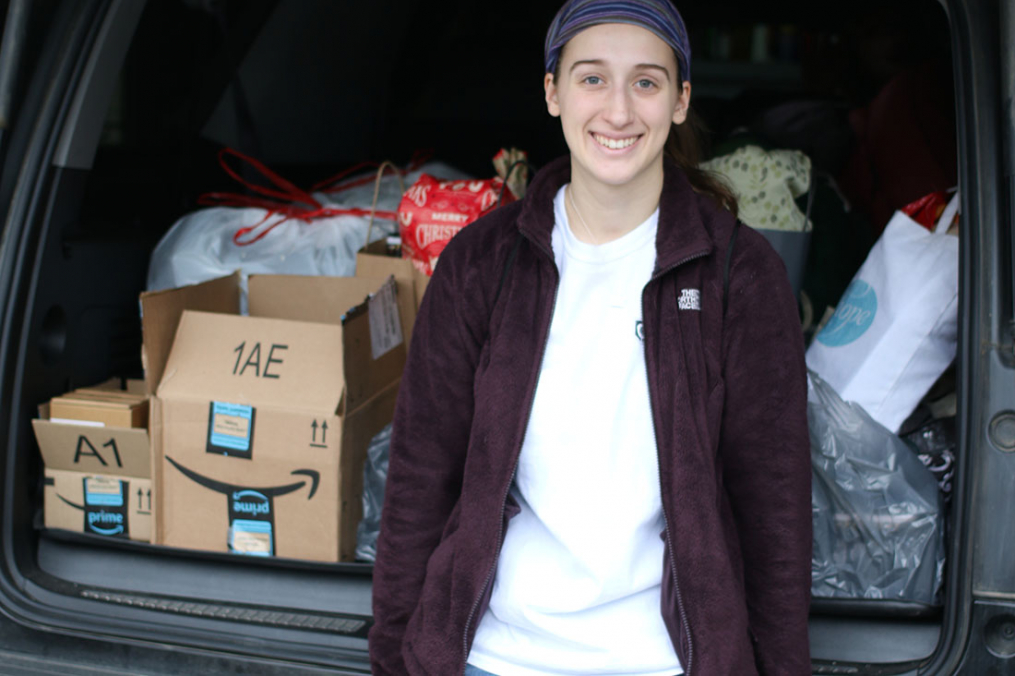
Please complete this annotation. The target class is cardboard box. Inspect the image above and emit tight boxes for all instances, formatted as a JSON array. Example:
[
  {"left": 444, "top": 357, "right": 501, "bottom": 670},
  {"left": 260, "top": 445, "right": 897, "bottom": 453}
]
[
  {"left": 143, "top": 272, "right": 404, "bottom": 563},
  {"left": 357, "top": 240, "right": 429, "bottom": 347},
  {"left": 43, "top": 469, "right": 152, "bottom": 542},
  {"left": 33, "top": 396, "right": 153, "bottom": 542},
  {"left": 49, "top": 389, "right": 148, "bottom": 428}
]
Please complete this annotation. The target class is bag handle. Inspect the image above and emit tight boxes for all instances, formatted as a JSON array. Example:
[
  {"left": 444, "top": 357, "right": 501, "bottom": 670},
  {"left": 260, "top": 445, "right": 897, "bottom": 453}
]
[
  {"left": 197, "top": 148, "right": 401, "bottom": 246},
  {"left": 364, "top": 161, "right": 407, "bottom": 249},
  {"left": 934, "top": 191, "right": 960, "bottom": 235},
  {"left": 313, "top": 149, "right": 430, "bottom": 194}
]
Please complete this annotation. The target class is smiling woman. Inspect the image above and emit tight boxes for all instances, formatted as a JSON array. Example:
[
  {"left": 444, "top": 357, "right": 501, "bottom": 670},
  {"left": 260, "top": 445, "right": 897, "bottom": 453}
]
[
  {"left": 546, "top": 22, "right": 690, "bottom": 237},
  {"left": 369, "top": 1, "right": 812, "bottom": 674}
]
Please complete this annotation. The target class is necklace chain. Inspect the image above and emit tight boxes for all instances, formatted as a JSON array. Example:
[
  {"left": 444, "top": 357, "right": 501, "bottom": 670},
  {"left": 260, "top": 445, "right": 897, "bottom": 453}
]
[{"left": 567, "top": 185, "right": 600, "bottom": 246}]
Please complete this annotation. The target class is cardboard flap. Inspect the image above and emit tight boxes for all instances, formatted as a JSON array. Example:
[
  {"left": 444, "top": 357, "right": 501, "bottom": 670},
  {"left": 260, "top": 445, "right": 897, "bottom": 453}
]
[
  {"left": 157, "top": 311, "right": 344, "bottom": 414},
  {"left": 248, "top": 274, "right": 390, "bottom": 325},
  {"left": 140, "top": 272, "right": 241, "bottom": 396},
  {"left": 33, "top": 419, "right": 151, "bottom": 477},
  {"left": 356, "top": 243, "right": 423, "bottom": 347},
  {"left": 340, "top": 294, "right": 407, "bottom": 414}
]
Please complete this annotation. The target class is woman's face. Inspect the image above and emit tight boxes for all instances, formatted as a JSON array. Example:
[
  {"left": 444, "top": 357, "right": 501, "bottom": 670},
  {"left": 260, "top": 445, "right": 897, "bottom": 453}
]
[{"left": 545, "top": 23, "right": 690, "bottom": 191}]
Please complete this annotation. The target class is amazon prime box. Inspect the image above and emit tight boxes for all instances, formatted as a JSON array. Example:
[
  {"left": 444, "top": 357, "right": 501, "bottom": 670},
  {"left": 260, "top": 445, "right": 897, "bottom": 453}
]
[
  {"left": 141, "top": 272, "right": 404, "bottom": 563},
  {"left": 32, "top": 381, "right": 153, "bottom": 542}
]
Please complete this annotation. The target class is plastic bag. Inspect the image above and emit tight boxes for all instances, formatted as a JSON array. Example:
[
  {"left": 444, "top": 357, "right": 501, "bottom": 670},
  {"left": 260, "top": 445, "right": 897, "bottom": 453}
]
[
  {"left": 355, "top": 423, "right": 392, "bottom": 562},
  {"left": 806, "top": 192, "right": 960, "bottom": 432},
  {"left": 146, "top": 149, "right": 470, "bottom": 302},
  {"left": 808, "top": 371, "right": 945, "bottom": 603},
  {"left": 901, "top": 409, "right": 957, "bottom": 502}
]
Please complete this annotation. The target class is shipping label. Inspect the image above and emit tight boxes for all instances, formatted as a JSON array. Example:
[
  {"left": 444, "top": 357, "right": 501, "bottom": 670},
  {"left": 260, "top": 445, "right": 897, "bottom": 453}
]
[
  {"left": 82, "top": 476, "right": 129, "bottom": 537},
  {"left": 228, "top": 490, "right": 274, "bottom": 557},
  {"left": 368, "top": 277, "right": 404, "bottom": 360},
  {"left": 207, "top": 401, "right": 255, "bottom": 459}
]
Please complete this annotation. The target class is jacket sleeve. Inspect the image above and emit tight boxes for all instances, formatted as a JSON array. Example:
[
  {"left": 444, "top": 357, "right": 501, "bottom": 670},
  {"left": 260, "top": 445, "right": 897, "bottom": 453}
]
[
  {"left": 368, "top": 243, "right": 485, "bottom": 675},
  {"left": 718, "top": 228, "right": 812, "bottom": 676}
]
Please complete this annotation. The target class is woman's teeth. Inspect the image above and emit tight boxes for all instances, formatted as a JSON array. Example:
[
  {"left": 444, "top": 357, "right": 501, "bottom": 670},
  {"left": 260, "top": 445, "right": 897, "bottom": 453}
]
[{"left": 594, "top": 134, "right": 638, "bottom": 150}]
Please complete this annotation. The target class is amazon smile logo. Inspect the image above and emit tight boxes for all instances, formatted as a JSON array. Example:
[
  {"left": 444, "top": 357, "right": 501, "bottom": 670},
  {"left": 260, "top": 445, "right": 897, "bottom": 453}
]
[{"left": 166, "top": 457, "right": 320, "bottom": 557}]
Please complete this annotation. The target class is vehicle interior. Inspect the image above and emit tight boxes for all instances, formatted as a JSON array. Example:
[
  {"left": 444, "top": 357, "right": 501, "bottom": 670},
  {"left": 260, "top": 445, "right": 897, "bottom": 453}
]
[{"left": 0, "top": 0, "right": 986, "bottom": 673}]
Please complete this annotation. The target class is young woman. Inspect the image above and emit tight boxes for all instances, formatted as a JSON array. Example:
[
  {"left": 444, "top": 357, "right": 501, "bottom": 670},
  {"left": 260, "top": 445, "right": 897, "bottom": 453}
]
[{"left": 370, "top": 1, "right": 812, "bottom": 674}]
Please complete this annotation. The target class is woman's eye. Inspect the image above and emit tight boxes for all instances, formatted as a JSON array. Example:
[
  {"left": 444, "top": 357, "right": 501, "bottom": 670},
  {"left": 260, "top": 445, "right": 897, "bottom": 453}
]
[
  {"left": 635, "top": 79, "right": 657, "bottom": 90},
  {"left": 583, "top": 75, "right": 602, "bottom": 85}
]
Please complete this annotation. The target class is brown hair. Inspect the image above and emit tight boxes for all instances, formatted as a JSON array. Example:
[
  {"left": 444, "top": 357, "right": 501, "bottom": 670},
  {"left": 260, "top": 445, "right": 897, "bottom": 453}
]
[{"left": 664, "top": 103, "right": 739, "bottom": 218}]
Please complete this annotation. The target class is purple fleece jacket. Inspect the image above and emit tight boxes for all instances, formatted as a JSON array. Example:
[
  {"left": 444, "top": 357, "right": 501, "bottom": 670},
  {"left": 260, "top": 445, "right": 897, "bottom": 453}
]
[{"left": 370, "top": 156, "right": 812, "bottom": 675}]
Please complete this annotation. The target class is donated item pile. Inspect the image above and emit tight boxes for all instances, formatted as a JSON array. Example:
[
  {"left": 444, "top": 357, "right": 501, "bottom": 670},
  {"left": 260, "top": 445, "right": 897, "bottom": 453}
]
[
  {"left": 803, "top": 188, "right": 959, "bottom": 604},
  {"left": 31, "top": 145, "right": 958, "bottom": 604},
  {"left": 145, "top": 148, "right": 472, "bottom": 306},
  {"left": 32, "top": 149, "right": 496, "bottom": 563},
  {"left": 33, "top": 266, "right": 411, "bottom": 563}
]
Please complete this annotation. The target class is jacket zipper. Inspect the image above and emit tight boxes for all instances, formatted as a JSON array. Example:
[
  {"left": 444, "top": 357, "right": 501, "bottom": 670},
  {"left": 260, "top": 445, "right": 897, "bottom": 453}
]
[
  {"left": 642, "top": 249, "right": 710, "bottom": 676},
  {"left": 460, "top": 237, "right": 560, "bottom": 674}
]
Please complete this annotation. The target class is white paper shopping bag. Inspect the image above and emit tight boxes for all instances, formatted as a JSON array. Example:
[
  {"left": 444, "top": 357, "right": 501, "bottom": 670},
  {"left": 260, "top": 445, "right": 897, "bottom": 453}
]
[{"left": 805, "top": 194, "right": 959, "bottom": 432}]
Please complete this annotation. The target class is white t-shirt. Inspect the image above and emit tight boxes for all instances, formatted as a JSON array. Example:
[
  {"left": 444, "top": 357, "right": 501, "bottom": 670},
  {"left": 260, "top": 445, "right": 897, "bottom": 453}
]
[{"left": 467, "top": 186, "right": 682, "bottom": 676}]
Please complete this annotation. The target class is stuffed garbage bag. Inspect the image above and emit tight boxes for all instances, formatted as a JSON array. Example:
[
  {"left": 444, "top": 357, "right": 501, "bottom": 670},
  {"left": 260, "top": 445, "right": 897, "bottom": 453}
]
[
  {"left": 356, "top": 423, "right": 392, "bottom": 562},
  {"left": 146, "top": 151, "right": 470, "bottom": 301},
  {"left": 808, "top": 371, "right": 945, "bottom": 604}
]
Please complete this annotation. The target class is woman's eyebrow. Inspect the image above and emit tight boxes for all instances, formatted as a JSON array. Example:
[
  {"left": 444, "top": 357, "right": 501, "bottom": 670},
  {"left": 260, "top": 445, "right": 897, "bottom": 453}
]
[
  {"left": 635, "top": 63, "right": 670, "bottom": 78},
  {"left": 568, "top": 60, "right": 671, "bottom": 79},
  {"left": 569, "top": 59, "right": 605, "bottom": 73}
]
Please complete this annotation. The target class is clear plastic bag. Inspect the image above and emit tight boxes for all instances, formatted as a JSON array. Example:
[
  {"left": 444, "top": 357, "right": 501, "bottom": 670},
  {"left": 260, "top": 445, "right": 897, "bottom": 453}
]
[
  {"left": 146, "top": 161, "right": 470, "bottom": 303},
  {"left": 355, "top": 423, "right": 392, "bottom": 562},
  {"left": 808, "top": 371, "right": 945, "bottom": 603}
]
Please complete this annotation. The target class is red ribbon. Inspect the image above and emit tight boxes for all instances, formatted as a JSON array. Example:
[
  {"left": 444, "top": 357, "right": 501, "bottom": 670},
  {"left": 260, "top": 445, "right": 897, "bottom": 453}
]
[{"left": 197, "top": 148, "right": 402, "bottom": 246}]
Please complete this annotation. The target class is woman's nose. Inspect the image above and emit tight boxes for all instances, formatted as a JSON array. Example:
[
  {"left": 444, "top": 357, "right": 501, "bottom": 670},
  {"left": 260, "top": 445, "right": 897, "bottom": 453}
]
[{"left": 603, "top": 86, "right": 635, "bottom": 127}]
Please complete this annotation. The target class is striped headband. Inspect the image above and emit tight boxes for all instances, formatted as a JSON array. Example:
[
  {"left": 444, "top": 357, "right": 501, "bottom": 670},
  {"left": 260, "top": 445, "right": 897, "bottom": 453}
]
[{"left": 544, "top": 0, "right": 691, "bottom": 83}]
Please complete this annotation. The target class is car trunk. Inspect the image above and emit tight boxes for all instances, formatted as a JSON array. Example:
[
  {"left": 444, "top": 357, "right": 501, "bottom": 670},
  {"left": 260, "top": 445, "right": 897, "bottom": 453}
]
[{"left": 0, "top": 0, "right": 990, "bottom": 673}]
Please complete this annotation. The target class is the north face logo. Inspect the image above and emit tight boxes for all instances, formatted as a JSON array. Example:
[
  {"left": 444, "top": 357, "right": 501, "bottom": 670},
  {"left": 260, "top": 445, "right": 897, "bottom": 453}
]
[{"left": 678, "top": 289, "right": 701, "bottom": 311}]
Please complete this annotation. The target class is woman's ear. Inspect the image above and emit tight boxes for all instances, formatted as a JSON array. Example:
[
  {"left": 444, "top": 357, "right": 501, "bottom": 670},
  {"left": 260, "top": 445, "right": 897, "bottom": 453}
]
[
  {"left": 672, "top": 81, "right": 692, "bottom": 125},
  {"left": 545, "top": 73, "right": 561, "bottom": 118}
]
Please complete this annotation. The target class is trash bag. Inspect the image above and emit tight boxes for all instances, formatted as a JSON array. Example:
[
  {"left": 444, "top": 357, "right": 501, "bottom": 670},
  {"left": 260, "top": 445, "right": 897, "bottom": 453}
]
[
  {"left": 355, "top": 423, "right": 392, "bottom": 562},
  {"left": 901, "top": 405, "right": 957, "bottom": 503},
  {"left": 146, "top": 151, "right": 470, "bottom": 306},
  {"left": 808, "top": 371, "right": 945, "bottom": 603}
]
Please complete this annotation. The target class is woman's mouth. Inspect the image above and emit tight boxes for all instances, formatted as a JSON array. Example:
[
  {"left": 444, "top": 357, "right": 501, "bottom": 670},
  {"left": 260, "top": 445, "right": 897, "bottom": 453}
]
[{"left": 592, "top": 133, "right": 641, "bottom": 150}]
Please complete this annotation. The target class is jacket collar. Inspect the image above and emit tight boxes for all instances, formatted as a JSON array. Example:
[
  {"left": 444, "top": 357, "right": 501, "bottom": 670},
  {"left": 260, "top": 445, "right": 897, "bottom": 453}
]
[{"left": 516, "top": 155, "right": 717, "bottom": 276}]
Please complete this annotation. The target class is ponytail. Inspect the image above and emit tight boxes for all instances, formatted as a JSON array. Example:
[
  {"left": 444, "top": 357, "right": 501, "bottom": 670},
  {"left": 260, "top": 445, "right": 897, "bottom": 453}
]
[{"left": 665, "top": 107, "right": 739, "bottom": 218}]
